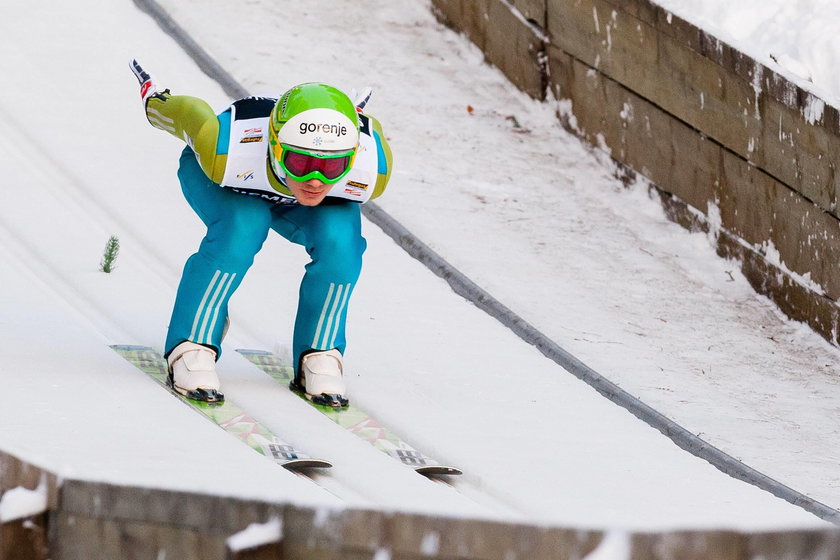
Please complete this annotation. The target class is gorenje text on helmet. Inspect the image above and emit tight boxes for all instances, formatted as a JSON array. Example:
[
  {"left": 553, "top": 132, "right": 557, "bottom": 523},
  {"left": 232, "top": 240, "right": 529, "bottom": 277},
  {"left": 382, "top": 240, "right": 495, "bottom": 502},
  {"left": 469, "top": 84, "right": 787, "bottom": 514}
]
[{"left": 298, "top": 122, "right": 348, "bottom": 136}]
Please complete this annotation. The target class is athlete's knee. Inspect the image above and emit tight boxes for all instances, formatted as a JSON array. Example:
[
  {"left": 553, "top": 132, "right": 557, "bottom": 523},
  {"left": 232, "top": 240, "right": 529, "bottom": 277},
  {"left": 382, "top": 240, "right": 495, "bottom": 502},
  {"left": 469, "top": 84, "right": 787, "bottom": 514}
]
[
  {"left": 205, "top": 205, "right": 272, "bottom": 267},
  {"left": 311, "top": 205, "right": 365, "bottom": 253},
  {"left": 309, "top": 225, "right": 366, "bottom": 271}
]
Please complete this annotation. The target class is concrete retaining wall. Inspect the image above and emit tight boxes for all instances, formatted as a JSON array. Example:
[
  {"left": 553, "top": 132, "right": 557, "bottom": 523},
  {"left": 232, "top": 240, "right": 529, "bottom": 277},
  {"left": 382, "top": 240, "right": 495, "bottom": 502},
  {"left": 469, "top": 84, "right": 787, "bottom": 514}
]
[
  {"left": 2, "top": 450, "right": 840, "bottom": 559},
  {"left": 0, "top": 454, "right": 55, "bottom": 560},
  {"left": 431, "top": 0, "right": 840, "bottom": 346}
]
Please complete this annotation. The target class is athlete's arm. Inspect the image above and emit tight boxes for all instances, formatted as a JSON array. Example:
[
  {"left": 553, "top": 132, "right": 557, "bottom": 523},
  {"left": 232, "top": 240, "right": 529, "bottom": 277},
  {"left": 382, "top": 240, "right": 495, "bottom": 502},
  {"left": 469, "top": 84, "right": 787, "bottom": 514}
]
[
  {"left": 365, "top": 114, "right": 392, "bottom": 200},
  {"left": 145, "top": 92, "right": 227, "bottom": 183}
]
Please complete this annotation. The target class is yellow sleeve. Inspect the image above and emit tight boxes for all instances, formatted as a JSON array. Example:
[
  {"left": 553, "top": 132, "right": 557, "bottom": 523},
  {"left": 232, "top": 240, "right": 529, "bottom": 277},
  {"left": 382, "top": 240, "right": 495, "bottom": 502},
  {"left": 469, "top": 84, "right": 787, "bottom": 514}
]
[
  {"left": 145, "top": 92, "right": 227, "bottom": 183},
  {"left": 368, "top": 115, "right": 392, "bottom": 201}
]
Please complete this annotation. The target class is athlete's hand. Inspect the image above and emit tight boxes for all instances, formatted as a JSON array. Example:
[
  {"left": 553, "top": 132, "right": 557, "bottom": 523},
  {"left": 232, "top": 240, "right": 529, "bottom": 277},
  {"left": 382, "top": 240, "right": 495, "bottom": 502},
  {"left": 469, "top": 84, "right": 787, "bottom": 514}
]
[
  {"left": 350, "top": 87, "right": 372, "bottom": 112},
  {"left": 129, "top": 59, "right": 161, "bottom": 106}
]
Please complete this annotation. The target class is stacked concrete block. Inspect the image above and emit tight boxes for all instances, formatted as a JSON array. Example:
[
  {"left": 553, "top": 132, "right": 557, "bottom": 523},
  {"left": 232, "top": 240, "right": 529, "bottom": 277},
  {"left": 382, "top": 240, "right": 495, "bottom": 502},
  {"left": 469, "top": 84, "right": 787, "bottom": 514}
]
[
  {"left": 226, "top": 540, "right": 282, "bottom": 560},
  {"left": 39, "top": 478, "right": 840, "bottom": 560},
  {"left": 745, "top": 529, "right": 840, "bottom": 559},
  {"left": 53, "top": 480, "right": 284, "bottom": 560},
  {"left": 0, "top": 452, "right": 55, "bottom": 560},
  {"left": 1, "top": 449, "right": 840, "bottom": 559},
  {"left": 431, "top": 0, "right": 840, "bottom": 345},
  {"left": 1, "top": 514, "right": 49, "bottom": 560},
  {"left": 432, "top": 0, "right": 547, "bottom": 99},
  {"left": 630, "top": 528, "right": 840, "bottom": 559},
  {"left": 277, "top": 505, "right": 605, "bottom": 559}
]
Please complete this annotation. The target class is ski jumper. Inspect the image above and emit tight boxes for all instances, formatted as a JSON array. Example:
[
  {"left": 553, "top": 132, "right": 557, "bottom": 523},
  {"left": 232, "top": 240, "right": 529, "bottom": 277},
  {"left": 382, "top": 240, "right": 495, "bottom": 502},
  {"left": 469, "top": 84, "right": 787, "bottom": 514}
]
[{"left": 144, "top": 92, "right": 392, "bottom": 373}]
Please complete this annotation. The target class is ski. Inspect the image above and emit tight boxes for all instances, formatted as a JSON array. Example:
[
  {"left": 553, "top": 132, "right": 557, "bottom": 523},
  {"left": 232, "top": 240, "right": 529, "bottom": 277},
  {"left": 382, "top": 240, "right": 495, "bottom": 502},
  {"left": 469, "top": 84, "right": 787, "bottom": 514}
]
[
  {"left": 111, "top": 345, "right": 332, "bottom": 471},
  {"left": 236, "top": 349, "right": 462, "bottom": 476}
]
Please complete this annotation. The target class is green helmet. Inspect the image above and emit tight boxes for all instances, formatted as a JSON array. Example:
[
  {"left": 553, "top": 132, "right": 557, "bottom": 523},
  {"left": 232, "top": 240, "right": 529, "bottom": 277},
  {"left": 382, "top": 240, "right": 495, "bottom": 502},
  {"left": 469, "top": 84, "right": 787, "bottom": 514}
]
[{"left": 269, "top": 83, "right": 360, "bottom": 184}]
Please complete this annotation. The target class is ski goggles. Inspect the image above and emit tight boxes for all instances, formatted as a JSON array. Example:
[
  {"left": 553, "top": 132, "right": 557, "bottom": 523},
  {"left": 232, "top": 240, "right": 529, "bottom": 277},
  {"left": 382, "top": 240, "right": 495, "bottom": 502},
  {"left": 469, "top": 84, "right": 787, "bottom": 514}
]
[{"left": 274, "top": 143, "right": 355, "bottom": 184}]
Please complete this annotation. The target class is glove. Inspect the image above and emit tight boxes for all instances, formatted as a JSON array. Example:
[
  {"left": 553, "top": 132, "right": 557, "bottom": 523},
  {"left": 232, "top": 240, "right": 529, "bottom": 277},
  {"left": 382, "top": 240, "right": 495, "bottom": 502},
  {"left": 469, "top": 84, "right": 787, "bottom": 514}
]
[
  {"left": 129, "top": 59, "right": 162, "bottom": 107},
  {"left": 349, "top": 87, "right": 372, "bottom": 112}
]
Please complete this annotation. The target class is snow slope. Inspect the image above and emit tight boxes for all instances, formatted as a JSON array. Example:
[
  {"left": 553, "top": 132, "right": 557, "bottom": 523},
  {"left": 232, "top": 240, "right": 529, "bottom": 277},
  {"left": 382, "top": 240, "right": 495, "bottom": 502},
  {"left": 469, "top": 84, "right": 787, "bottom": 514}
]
[{"left": 0, "top": 0, "right": 836, "bottom": 531}]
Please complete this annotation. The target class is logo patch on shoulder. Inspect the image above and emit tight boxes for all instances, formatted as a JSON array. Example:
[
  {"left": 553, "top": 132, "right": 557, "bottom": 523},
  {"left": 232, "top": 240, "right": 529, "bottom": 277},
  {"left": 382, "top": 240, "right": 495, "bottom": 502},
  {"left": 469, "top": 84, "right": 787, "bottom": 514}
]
[{"left": 240, "top": 127, "right": 264, "bottom": 143}]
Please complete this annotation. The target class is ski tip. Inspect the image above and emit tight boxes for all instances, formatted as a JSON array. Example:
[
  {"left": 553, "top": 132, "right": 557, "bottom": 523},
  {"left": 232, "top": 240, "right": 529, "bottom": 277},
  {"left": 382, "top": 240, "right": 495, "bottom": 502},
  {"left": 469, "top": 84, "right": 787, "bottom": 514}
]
[
  {"left": 416, "top": 465, "right": 464, "bottom": 477},
  {"left": 236, "top": 348, "right": 271, "bottom": 356},
  {"left": 281, "top": 459, "right": 333, "bottom": 471}
]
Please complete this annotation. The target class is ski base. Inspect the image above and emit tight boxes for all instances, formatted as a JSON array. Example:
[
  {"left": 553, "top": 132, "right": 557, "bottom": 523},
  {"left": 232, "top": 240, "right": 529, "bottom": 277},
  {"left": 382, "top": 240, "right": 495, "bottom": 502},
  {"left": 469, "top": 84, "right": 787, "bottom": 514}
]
[
  {"left": 237, "top": 349, "right": 462, "bottom": 477},
  {"left": 111, "top": 345, "right": 331, "bottom": 471}
]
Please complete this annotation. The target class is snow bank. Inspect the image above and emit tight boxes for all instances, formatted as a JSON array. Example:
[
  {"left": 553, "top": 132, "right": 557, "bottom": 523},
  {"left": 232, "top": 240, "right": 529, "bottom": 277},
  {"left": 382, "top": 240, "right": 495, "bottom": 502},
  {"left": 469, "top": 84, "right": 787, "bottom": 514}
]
[
  {"left": 0, "top": 477, "right": 48, "bottom": 523},
  {"left": 583, "top": 531, "right": 631, "bottom": 560},
  {"left": 225, "top": 516, "right": 283, "bottom": 552}
]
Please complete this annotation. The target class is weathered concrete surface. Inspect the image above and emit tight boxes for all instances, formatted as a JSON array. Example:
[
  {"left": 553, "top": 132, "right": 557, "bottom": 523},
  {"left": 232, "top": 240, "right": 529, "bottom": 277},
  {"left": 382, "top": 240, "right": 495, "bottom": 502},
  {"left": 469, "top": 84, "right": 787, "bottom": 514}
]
[
  {"left": 432, "top": 0, "right": 548, "bottom": 100},
  {"left": 431, "top": 0, "right": 840, "bottom": 346},
  {"left": 0, "top": 514, "right": 49, "bottom": 560},
  {"left": 1, "top": 446, "right": 839, "bottom": 559},
  {"left": 547, "top": 0, "right": 840, "bottom": 219}
]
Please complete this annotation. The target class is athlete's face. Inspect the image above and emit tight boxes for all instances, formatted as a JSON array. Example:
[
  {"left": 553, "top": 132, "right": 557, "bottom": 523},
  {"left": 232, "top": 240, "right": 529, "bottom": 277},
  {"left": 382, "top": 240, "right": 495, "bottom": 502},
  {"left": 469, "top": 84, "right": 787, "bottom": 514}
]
[{"left": 287, "top": 177, "right": 331, "bottom": 206}]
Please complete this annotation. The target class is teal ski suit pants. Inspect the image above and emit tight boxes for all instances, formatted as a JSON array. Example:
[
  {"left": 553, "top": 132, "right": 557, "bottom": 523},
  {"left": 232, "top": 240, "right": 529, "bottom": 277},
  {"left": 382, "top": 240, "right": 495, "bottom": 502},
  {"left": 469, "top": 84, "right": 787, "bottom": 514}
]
[{"left": 165, "top": 147, "right": 366, "bottom": 373}]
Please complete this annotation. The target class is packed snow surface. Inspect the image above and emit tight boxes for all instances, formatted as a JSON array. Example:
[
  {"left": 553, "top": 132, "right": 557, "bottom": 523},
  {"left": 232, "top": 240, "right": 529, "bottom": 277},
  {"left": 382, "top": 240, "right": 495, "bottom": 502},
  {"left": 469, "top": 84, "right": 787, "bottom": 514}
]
[{"left": 0, "top": 0, "right": 838, "bottom": 533}]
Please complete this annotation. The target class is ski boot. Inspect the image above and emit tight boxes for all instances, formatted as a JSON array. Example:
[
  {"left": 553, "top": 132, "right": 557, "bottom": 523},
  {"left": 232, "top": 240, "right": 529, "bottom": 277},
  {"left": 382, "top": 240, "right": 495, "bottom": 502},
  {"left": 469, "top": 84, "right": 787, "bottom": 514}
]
[
  {"left": 167, "top": 341, "right": 224, "bottom": 403},
  {"left": 291, "top": 349, "right": 349, "bottom": 408}
]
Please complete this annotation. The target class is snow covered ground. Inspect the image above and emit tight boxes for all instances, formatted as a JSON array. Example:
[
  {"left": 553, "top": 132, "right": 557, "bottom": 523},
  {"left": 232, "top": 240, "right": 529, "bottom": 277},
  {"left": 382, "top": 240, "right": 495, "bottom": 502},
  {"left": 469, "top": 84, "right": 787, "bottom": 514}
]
[{"left": 0, "top": 0, "right": 838, "bottom": 533}]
